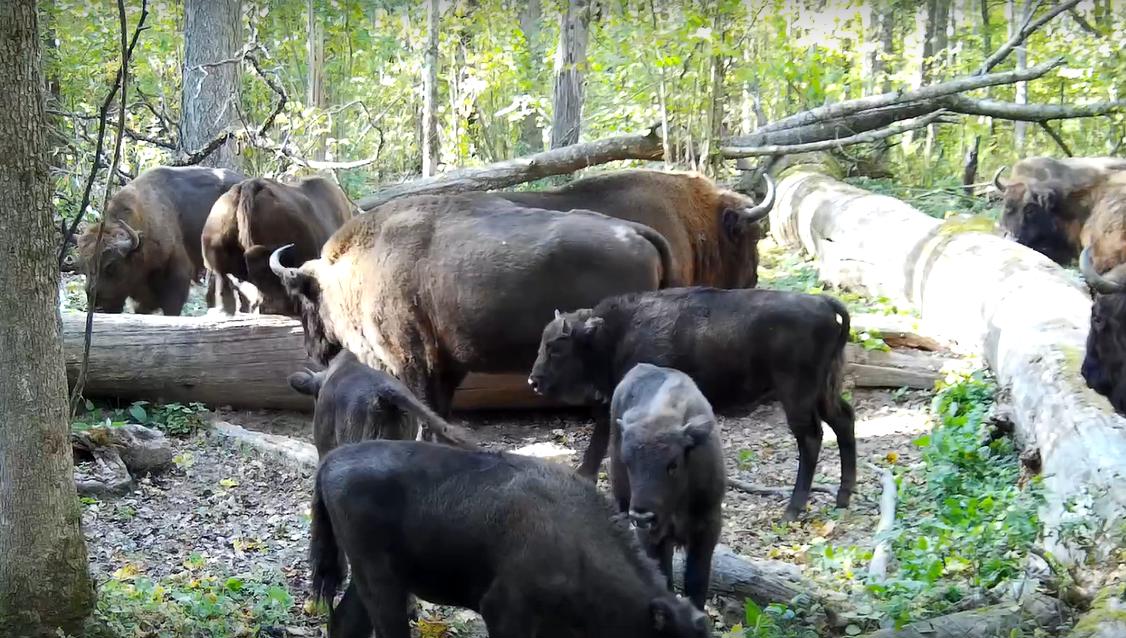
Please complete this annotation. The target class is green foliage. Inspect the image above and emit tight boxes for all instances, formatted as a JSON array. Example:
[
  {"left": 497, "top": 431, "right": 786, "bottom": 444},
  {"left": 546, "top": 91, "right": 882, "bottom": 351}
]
[
  {"left": 844, "top": 177, "right": 1001, "bottom": 221},
  {"left": 85, "top": 560, "right": 299, "bottom": 638},
  {"left": 72, "top": 400, "right": 209, "bottom": 437},
  {"left": 721, "top": 600, "right": 818, "bottom": 638}
]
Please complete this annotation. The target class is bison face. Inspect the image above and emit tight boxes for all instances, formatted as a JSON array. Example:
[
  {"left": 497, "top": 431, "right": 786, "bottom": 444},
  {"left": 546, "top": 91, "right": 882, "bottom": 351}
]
[
  {"left": 528, "top": 310, "right": 604, "bottom": 404},
  {"left": 718, "top": 216, "right": 763, "bottom": 288},
  {"left": 269, "top": 245, "right": 341, "bottom": 365},
  {"left": 244, "top": 245, "right": 299, "bottom": 315},
  {"left": 1000, "top": 183, "right": 1074, "bottom": 265},
  {"left": 76, "top": 220, "right": 144, "bottom": 313},
  {"left": 621, "top": 414, "right": 713, "bottom": 534},
  {"left": 1083, "top": 292, "right": 1126, "bottom": 412},
  {"left": 649, "top": 594, "right": 712, "bottom": 638}
]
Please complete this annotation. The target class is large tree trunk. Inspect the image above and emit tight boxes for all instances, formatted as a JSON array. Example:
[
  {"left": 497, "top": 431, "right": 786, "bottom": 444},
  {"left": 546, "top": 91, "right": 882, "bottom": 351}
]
[
  {"left": 550, "top": 0, "right": 591, "bottom": 149},
  {"left": 1009, "top": 0, "right": 1028, "bottom": 152},
  {"left": 181, "top": 0, "right": 242, "bottom": 169},
  {"left": 58, "top": 312, "right": 958, "bottom": 412},
  {"left": 517, "top": 0, "right": 544, "bottom": 155},
  {"left": 422, "top": 0, "right": 440, "bottom": 176},
  {"left": 770, "top": 170, "right": 1126, "bottom": 597},
  {"left": 0, "top": 2, "right": 94, "bottom": 633},
  {"left": 306, "top": 0, "right": 326, "bottom": 160}
]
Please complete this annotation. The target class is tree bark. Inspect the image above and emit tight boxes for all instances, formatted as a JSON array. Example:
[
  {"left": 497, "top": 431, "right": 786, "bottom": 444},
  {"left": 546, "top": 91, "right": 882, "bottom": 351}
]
[
  {"left": 422, "top": 0, "right": 440, "bottom": 176},
  {"left": 770, "top": 170, "right": 1126, "bottom": 588},
  {"left": 1009, "top": 0, "right": 1028, "bottom": 152},
  {"left": 859, "top": 593, "right": 1066, "bottom": 637},
  {"left": 518, "top": 0, "right": 544, "bottom": 155},
  {"left": 550, "top": 0, "right": 591, "bottom": 149},
  {"left": 704, "top": 12, "right": 727, "bottom": 176},
  {"left": 306, "top": 0, "right": 326, "bottom": 160},
  {"left": 181, "top": 0, "right": 242, "bottom": 170},
  {"left": 0, "top": 2, "right": 94, "bottom": 634}
]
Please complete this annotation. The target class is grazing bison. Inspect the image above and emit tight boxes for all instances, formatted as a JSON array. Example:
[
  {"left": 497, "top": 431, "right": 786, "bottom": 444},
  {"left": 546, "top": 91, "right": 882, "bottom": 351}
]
[
  {"left": 288, "top": 349, "right": 478, "bottom": 457},
  {"left": 528, "top": 287, "right": 855, "bottom": 521},
  {"left": 994, "top": 156, "right": 1126, "bottom": 264},
  {"left": 309, "top": 440, "right": 712, "bottom": 638},
  {"left": 610, "top": 363, "right": 724, "bottom": 610},
  {"left": 202, "top": 176, "right": 353, "bottom": 315},
  {"left": 268, "top": 192, "right": 675, "bottom": 417},
  {"left": 498, "top": 170, "right": 775, "bottom": 288},
  {"left": 76, "top": 165, "right": 245, "bottom": 314}
]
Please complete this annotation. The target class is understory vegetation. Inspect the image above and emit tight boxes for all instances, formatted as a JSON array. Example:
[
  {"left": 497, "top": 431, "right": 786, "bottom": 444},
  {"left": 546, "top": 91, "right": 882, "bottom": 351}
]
[{"left": 72, "top": 399, "right": 210, "bottom": 437}]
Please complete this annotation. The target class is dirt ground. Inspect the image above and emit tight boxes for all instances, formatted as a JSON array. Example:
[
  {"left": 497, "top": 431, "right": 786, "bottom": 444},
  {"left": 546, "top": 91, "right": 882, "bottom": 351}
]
[{"left": 83, "top": 386, "right": 935, "bottom": 635}]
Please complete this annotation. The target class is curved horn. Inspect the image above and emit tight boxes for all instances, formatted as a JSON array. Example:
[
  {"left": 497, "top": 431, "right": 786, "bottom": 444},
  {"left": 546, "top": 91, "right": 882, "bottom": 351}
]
[
  {"left": 1080, "top": 246, "right": 1125, "bottom": 295},
  {"left": 741, "top": 173, "right": 776, "bottom": 223},
  {"left": 269, "top": 244, "right": 299, "bottom": 282},
  {"left": 992, "top": 166, "right": 1009, "bottom": 192},
  {"left": 119, "top": 220, "right": 141, "bottom": 251}
]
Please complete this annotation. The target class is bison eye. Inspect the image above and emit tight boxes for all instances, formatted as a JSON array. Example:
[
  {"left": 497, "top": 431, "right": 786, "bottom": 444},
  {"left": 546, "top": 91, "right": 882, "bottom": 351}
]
[{"left": 667, "top": 459, "right": 679, "bottom": 475}]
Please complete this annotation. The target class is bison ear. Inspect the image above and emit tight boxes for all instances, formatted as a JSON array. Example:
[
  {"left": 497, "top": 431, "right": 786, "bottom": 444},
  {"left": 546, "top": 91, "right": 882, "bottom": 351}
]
[
  {"left": 681, "top": 415, "right": 714, "bottom": 450},
  {"left": 287, "top": 369, "right": 323, "bottom": 397},
  {"left": 649, "top": 598, "right": 673, "bottom": 632},
  {"left": 721, "top": 208, "right": 743, "bottom": 241},
  {"left": 576, "top": 316, "right": 604, "bottom": 342}
]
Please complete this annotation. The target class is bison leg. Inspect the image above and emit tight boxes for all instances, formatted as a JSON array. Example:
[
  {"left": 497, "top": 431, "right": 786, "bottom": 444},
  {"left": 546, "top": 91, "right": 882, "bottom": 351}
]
[
  {"left": 327, "top": 583, "right": 374, "bottom": 638},
  {"left": 577, "top": 408, "right": 611, "bottom": 479},
  {"left": 480, "top": 579, "right": 537, "bottom": 638},
  {"left": 155, "top": 266, "right": 191, "bottom": 316},
  {"left": 821, "top": 395, "right": 857, "bottom": 509},
  {"left": 609, "top": 445, "right": 631, "bottom": 514},
  {"left": 779, "top": 385, "right": 823, "bottom": 521},
  {"left": 211, "top": 268, "right": 238, "bottom": 315},
  {"left": 684, "top": 515, "right": 721, "bottom": 610},
  {"left": 347, "top": 564, "right": 411, "bottom": 638}
]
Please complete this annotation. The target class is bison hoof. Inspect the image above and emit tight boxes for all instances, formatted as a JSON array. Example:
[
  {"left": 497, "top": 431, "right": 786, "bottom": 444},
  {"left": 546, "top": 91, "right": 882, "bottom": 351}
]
[
  {"left": 835, "top": 490, "right": 852, "bottom": 509},
  {"left": 781, "top": 507, "right": 802, "bottom": 522}
]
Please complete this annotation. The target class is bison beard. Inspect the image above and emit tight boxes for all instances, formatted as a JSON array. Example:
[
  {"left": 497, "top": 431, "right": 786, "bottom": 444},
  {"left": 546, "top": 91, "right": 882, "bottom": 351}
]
[{"left": 529, "top": 287, "right": 856, "bottom": 521}]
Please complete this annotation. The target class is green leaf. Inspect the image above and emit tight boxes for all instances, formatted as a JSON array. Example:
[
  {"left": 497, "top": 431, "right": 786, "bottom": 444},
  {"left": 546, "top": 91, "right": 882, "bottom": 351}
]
[
  {"left": 128, "top": 404, "right": 147, "bottom": 423},
  {"left": 225, "top": 577, "right": 244, "bottom": 592},
  {"left": 845, "top": 624, "right": 862, "bottom": 636}
]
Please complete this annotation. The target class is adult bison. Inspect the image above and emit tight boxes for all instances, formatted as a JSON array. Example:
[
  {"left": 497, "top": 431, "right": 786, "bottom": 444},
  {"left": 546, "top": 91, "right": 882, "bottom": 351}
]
[
  {"left": 268, "top": 192, "right": 676, "bottom": 417},
  {"left": 528, "top": 287, "right": 855, "bottom": 521},
  {"left": 497, "top": 170, "right": 775, "bottom": 288},
  {"left": 994, "top": 156, "right": 1126, "bottom": 265},
  {"left": 201, "top": 176, "right": 353, "bottom": 315},
  {"left": 76, "top": 165, "right": 245, "bottom": 314}
]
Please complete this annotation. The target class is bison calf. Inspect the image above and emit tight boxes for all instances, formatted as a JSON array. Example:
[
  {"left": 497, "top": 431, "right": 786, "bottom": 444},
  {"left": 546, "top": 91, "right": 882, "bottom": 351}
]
[
  {"left": 288, "top": 350, "right": 477, "bottom": 457},
  {"left": 529, "top": 286, "right": 856, "bottom": 521},
  {"left": 310, "top": 440, "right": 712, "bottom": 638},
  {"left": 611, "top": 363, "right": 725, "bottom": 610}
]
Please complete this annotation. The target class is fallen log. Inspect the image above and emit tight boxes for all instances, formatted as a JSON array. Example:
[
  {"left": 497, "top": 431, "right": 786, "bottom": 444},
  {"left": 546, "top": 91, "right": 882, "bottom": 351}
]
[
  {"left": 851, "top": 313, "right": 944, "bottom": 352},
  {"left": 769, "top": 171, "right": 1126, "bottom": 590},
  {"left": 859, "top": 592, "right": 1067, "bottom": 637},
  {"left": 866, "top": 462, "right": 897, "bottom": 581},
  {"left": 61, "top": 311, "right": 960, "bottom": 412},
  {"left": 356, "top": 127, "right": 664, "bottom": 210}
]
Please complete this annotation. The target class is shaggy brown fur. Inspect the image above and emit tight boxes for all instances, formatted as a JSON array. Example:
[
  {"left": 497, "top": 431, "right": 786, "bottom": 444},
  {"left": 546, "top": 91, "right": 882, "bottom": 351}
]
[
  {"left": 497, "top": 169, "right": 774, "bottom": 288},
  {"left": 201, "top": 175, "right": 353, "bottom": 315},
  {"left": 76, "top": 165, "right": 245, "bottom": 314}
]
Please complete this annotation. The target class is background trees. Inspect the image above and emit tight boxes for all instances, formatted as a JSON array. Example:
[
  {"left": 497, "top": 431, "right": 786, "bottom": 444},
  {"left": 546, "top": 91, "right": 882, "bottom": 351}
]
[{"left": 0, "top": 1, "right": 94, "bottom": 634}]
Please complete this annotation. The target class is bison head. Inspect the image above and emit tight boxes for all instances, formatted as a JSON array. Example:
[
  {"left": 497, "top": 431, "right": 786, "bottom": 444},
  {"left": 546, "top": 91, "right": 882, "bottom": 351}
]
[
  {"left": 1080, "top": 247, "right": 1126, "bottom": 412},
  {"left": 621, "top": 412, "right": 714, "bottom": 534},
  {"left": 648, "top": 594, "right": 711, "bottom": 638},
  {"left": 995, "top": 168, "right": 1074, "bottom": 265},
  {"left": 269, "top": 244, "right": 341, "bottom": 365},
  {"left": 718, "top": 173, "right": 775, "bottom": 288},
  {"left": 528, "top": 309, "right": 607, "bottom": 404},
  {"left": 76, "top": 219, "right": 143, "bottom": 313},
  {"left": 244, "top": 244, "right": 300, "bottom": 315}
]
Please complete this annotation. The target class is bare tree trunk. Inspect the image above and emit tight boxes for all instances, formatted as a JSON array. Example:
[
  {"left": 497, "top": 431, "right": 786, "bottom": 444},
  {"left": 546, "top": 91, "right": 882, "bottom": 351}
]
[
  {"left": 1009, "top": 0, "right": 1028, "bottom": 153},
  {"left": 0, "top": 1, "right": 94, "bottom": 634},
  {"left": 181, "top": 0, "right": 242, "bottom": 169},
  {"left": 551, "top": 0, "right": 591, "bottom": 149},
  {"left": 924, "top": 0, "right": 950, "bottom": 157},
  {"left": 920, "top": 0, "right": 939, "bottom": 86},
  {"left": 306, "top": 0, "right": 326, "bottom": 160},
  {"left": 518, "top": 0, "right": 544, "bottom": 155},
  {"left": 704, "top": 12, "right": 727, "bottom": 176},
  {"left": 422, "top": 0, "right": 440, "bottom": 176}
]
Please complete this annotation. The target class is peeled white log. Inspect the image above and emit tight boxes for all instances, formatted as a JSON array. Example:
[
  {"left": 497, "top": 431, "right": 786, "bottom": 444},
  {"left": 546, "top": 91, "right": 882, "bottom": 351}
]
[{"left": 770, "top": 170, "right": 1126, "bottom": 576}]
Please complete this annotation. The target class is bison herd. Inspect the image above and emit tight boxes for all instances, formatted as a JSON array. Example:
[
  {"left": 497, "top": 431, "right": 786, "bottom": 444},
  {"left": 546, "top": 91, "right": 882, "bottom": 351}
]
[{"left": 68, "top": 153, "right": 1126, "bottom": 635}]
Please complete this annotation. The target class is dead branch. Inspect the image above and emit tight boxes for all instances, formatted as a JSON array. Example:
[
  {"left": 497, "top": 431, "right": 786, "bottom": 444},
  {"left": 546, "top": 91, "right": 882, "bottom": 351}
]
[
  {"left": 941, "top": 95, "right": 1126, "bottom": 121},
  {"left": 749, "top": 57, "right": 1061, "bottom": 136},
  {"left": 977, "top": 0, "right": 1080, "bottom": 74},
  {"left": 867, "top": 461, "right": 897, "bottom": 581},
  {"left": 722, "top": 111, "right": 948, "bottom": 158},
  {"left": 1039, "top": 121, "right": 1074, "bottom": 157},
  {"left": 727, "top": 477, "right": 837, "bottom": 498},
  {"left": 56, "top": 0, "right": 148, "bottom": 272},
  {"left": 356, "top": 126, "right": 665, "bottom": 210},
  {"left": 1068, "top": 7, "right": 1102, "bottom": 36}
]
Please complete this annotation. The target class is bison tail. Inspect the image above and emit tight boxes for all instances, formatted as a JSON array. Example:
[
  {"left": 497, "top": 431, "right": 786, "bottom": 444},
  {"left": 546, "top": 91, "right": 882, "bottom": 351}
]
[
  {"left": 628, "top": 222, "right": 682, "bottom": 288},
  {"left": 234, "top": 179, "right": 266, "bottom": 250},
  {"left": 309, "top": 470, "right": 345, "bottom": 608},
  {"left": 384, "top": 390, "right": 480, "bottom": 450}
]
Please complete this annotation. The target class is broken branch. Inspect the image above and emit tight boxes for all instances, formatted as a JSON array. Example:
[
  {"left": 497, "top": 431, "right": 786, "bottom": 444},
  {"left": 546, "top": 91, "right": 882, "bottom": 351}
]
[
  {"left": 727, "top": 477, "right": 837, "bottom": 498},
  {"left": 867, "top": 462, "right": 897, "bottom": 581},
  {"left": 977, "top": 0, "right": 1081, "bottom": 74},
  {"left": 722, "top": 111, "right": 948, "bottom": 158}
]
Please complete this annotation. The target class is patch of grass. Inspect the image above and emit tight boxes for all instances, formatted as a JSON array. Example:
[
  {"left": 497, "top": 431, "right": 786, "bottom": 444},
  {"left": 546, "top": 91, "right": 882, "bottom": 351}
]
[
  {"left": 722, "top": 600, "right": 819, "bottom": 638},
  {"left": 82, "top": 560, "right": 302, "bottom": 638},
  {"left": 72, "top": 400, "right": 209, "bottom": 437}
]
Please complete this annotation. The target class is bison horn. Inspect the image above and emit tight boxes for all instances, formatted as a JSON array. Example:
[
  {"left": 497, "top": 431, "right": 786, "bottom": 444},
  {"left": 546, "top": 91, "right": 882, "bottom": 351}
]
[
  {"left": 1080, "top": 246, "right": 1125, "bottom": 295},
  {"left": 119, "top": 220, "right": 141, "bottom": 251},
  {"left": 992, "top": 166, "right": 1009, "bottom": 192},
  {"left": 269, "top": 244, "right": 299, "bottom": 283},
  {"left": 741, "top": 173, "right": 776, "bottom": 223}
]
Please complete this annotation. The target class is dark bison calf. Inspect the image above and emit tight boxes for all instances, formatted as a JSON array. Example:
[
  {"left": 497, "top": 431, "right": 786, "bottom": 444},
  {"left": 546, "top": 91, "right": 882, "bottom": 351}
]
[
  {"left": 310, "top": 440, "right": 711, "bottom": 638},
  {"left": 611, "top": 363, "right": 725, "bottom": 610},
  {"left": 529, "top": 287, "right": 856, "bottom": 521},
  {"left": 288, "top": 350, "right": 477, "bottom": 457}
]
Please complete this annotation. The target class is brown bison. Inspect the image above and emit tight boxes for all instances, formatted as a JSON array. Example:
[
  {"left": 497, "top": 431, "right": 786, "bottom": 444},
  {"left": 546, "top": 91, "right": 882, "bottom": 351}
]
[
  {"left": 995, "top": 156, "right": 1126, "bottom": 265},
  {"left": 76, "top": 165, "right": 245, "bottom": 314},
  {"left": 497, "top": 170, "right": 775, "bottom": 288},
  {"left": 269, "top": 192, "right": 675, "bottom": 417},
  {"left": 201, "top": 176, "right": 353, "bottom": 315}
]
